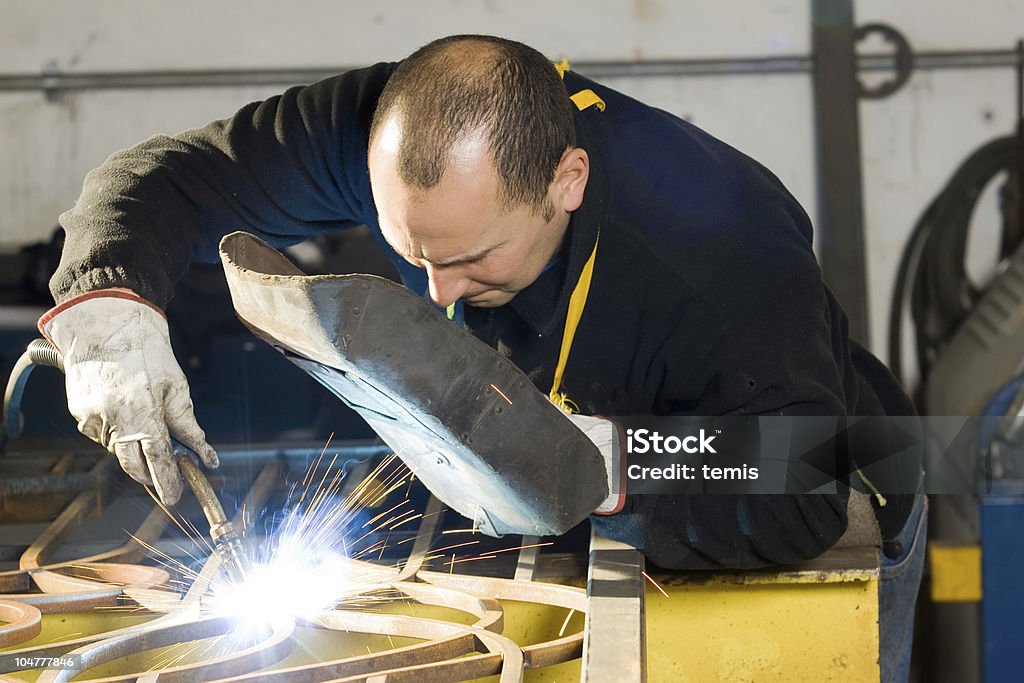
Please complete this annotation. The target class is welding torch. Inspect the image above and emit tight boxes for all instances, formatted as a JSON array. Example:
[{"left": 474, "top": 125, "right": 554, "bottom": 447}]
[
  {"left": 176, "top": 451, "right": 250, "bottom": 583},
  {"left": 2, "top": 337, "right": 250, "bottom": 583}
]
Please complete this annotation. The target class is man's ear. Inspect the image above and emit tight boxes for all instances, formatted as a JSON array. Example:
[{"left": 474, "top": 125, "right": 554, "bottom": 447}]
[{"left": 555, "top": 147, "right": 589, "bottom": 213}]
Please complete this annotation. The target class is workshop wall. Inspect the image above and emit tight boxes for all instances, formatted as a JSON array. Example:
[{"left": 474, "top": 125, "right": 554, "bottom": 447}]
[{"left": 1, "top": 0, "right": 1022, "bottom": 364}]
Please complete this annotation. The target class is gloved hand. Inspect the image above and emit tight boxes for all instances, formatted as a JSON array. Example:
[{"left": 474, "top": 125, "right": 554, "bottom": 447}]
[
  {"left": 38, "top": 289, "right": 218, "bottom": 504},
  {"left": 567, "top": 414, "right": 626, "bottom": 515}
]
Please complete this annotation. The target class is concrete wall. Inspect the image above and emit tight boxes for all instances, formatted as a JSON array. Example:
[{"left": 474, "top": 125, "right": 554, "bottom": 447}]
[{"left": 2, "top": 0, "right": 1022, "bottom": 364}]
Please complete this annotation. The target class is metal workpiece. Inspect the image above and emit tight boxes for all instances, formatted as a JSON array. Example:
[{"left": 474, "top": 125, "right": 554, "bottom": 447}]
[
  {"left": 219, "top": 230, "right": 608, "bottom": 538},
  {"left": 0, "top": 432, "right": 604, "bottom": 682},
  {"left": 36, "top": 615, "right": 297, "bottom": 683},
  {"left": 582, "top": 530, "right": 647, "bottom": 682},
  {"left": 0, "top": 600, "right": 41, "bottom": 648},
  {"left": 7, "top": 495, "right": 593, "bottom": 681}
]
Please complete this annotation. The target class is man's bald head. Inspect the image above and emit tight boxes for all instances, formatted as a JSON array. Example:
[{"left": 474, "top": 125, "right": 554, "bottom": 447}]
[{"left": 369, "top": 35, "right": 576, "bottom": 215}]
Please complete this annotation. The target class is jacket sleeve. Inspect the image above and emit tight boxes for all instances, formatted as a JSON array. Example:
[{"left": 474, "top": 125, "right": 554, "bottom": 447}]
[
  {"left": 52, "top": 63, "right": 396, "bottom": 308},
  {"left": 593, "top": 266, "right": 852, "bottom": 571}
]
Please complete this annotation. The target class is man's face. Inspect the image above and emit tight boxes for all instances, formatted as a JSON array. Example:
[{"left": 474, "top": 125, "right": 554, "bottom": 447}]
[{"left": 368, "top": 116, "right": 585, "bottom": 309}]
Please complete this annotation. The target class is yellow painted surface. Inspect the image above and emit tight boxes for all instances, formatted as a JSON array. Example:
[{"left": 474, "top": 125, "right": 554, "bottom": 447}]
[
  {"left": 929, "top": 544, "right": 982, "bottom": 602},
  {"left": 646, "top": 577, "right": 879, "bottom": 682}
]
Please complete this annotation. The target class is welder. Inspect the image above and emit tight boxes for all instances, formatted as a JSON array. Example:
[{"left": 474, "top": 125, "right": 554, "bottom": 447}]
[{"left": 39, "top": 35, "right": 924, "bottom": 681}]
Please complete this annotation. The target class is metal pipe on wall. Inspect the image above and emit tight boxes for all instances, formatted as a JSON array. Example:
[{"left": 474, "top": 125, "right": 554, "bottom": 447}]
[
  {"left": 811, "top": 0, "right": 870, "bottom": 344},
  {"left": 0, "top": 50, "right": 1021, "bottom": 94}
]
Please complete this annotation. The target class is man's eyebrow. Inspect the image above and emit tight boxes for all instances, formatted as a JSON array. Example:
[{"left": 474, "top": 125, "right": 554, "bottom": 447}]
[{"left": 429, "top": 244, "right": 501, "bottom": 267}]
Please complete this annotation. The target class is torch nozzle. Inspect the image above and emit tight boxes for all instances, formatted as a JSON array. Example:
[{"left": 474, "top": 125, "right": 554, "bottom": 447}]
[{"left": 178, "top": 453, "right": 251, "bottom": 583}]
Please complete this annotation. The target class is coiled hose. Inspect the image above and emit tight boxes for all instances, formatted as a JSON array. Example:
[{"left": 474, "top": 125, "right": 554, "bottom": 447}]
[{"left": 888, "top": 135, "right": 1019, "bottom": 395}]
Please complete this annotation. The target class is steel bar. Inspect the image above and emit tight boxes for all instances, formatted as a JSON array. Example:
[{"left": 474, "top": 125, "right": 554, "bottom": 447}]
[
  {"left": 581, "top": 530, "right": 646, "bottom": 683},
  {"left": 0, "top": 600, "right": 41, "bottom": 648},
  {"left": 2, "top": 49, "right": 1023, "bottom": 94},
  {"left": 395, "top": 582, "right": 504, "bottom": 633},
  {"left": 0, "top": 472, "right": 102, "bottom": 496},
  {"left": 313, "top": 610, "right": 521, "bottom": 683},
  {"left": 395, "top": 495, "right": 443, "bottom": 581},
  {"left": 218, "top": 512, "right": 582, "bottom": 682},
  {"left": 0, "top": 586, "right": 120, "bottom": 615},
  {"left": 0, "top": 573, "right": 28, "bottom": 594},
  {"left": 513, "top": 535, "right": 540, "bottom": 582},
  {"left": 29, "top": 562, "right": 169, "bottom": 595},
  {"left": 36, "top": 615, "right": 295, "bottom": 683},
  {"left": 19, "top": 457, "right": 117, "bottom": 570},
  {"left": 812, "top": 0, "right": 870, "bottom": 343},
  {"left": 416, "top": 570, "right": 587, "bottom": 611},
  {"left": 418, "top": 568, "right": 587, "bottom": 669},
  {"left": 416, "top": 568, "right": 587, "bottom": 667},
  {"left": 0, "top": 502, "right": 169, "bottom": 601},
  {"left": 0, "top": 562, "right": 169, "bottom": 614},
  {"left": 218, "top": 626, "right": 479, "bottom": 683}
]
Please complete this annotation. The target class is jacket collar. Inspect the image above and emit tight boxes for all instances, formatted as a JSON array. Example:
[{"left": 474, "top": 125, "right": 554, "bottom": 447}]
[{"left": 508, "top": 112, "right": 606, "bottom": 335}]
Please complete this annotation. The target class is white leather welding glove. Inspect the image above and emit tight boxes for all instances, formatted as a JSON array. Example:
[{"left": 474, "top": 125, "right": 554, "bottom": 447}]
[
  {"left": 38, "top": 289, "right": 218, "bottom": 504},
  {"left": 567, "top": 414, "right": 626, "bottom": 515}
]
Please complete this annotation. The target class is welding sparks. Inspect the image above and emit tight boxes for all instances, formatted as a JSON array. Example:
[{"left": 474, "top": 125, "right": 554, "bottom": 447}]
[
  {"left": 119, "top": 435, "right": 566, "bottom": 662},
  {"left": 201, "top": 452, "right": 421, "bottom": 629},
  {"left": 641, "top": 570, "right": 670, "bottom": 598},
  {"left": 489, "top": 383, "right": 513, "bottom": 405},
  {"left": 558, "top": 608, "right": 575, "bottom": 637}
]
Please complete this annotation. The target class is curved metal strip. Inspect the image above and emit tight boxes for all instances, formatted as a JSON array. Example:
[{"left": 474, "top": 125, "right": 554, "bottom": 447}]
[
  {"left": 416, "top": 570, "right": 587, "bottom": 610},
  {"left": 35, "top": 615, "right": 295, "bottom": 683},
  {"left": 0, "top": 563, "right": 170, "bottom": 615},
  {"left": 314, "top": 610, "right": 523, "bottom": 683},
  {"left": 394, "top": 581, "right": 503, "bottom": 633},
  {"left": 214, "top": 632, "right": 478, "bottom": 683},
  {"left": 324, "top": 652, "right": 507, "bottom": 683},
  {"left": 417, "top": 568, "right": 587, "bottom": 669},
  {"left": 0, "top": 600, "right": 42, "bottom": 648},
  {"left": 30, "top": 563, "right": 169, "bottom": 594},
  {"left": 18, "top": 458, "right": 117, "bottom": 571},
  {"left": 215, "top": 583, "right": 512, "bottom": 683},
  {"left": 0, "top": 499, "right": 170, "bottom": 595},
  {"left": 0, "top": 587, "right": 122, "bottom": 613}
]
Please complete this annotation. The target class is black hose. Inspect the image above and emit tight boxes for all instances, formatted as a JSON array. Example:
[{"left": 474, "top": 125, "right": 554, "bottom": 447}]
[
  {"left": 888, "top": 135, "right": 1018, "bottom": 395},
  {"left": 1, "top": 338, "right": 65, "bottom": 450}
]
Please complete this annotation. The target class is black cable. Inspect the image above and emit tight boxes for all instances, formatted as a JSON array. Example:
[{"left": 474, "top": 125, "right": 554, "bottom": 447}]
[
  {"left": 1, "top": 338, "right": 64, "bottom": 451},
  {"left": 888, "top": 136, "right": 1018, "bottom": 394}
]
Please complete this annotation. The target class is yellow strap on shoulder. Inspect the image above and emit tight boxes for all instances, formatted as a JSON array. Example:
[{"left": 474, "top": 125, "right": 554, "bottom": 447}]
[
  {"left": 549, "top": 234, "right": 599, "bottom": 414},
  {"left": 554, "top": 58, "right": 607, "bottom": 111},
  {"left": 554, "top": 57, "right": 571, "bottom": 79},
  {"left": 545, "top": 55, "right": 605, "bottom": 414},
  {"left": 570, "top": 90, "right": 605, "bottom": 112}
]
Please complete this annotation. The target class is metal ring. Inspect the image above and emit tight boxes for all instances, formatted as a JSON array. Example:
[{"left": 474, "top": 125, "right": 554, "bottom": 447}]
[{"left": 855, "top": 22, "right": 915, "bottom": 99}]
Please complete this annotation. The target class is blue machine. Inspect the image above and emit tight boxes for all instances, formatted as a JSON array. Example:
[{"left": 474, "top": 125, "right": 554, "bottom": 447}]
[{"left": 978, "top": 375, "right": 1024, "bottom": 683}]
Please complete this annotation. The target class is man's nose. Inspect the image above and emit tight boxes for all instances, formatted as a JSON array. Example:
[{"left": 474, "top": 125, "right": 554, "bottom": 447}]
[{"left": 425, "top": 264, "right": 470, "bottom": 308}]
